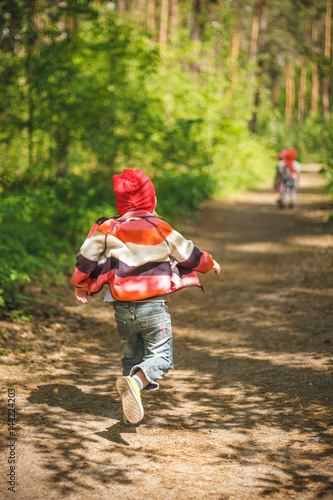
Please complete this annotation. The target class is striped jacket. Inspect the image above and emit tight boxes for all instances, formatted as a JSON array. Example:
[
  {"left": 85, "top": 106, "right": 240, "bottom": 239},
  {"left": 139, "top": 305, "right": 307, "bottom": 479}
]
[{"left": 71, "top": 210, "right": 214, "bottom": 301}]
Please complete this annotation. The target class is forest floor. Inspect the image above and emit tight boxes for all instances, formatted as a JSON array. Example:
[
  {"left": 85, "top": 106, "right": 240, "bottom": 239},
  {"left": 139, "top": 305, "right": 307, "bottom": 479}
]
[{"left": 1, "top": 163, "right": 333, "bottom": 500}]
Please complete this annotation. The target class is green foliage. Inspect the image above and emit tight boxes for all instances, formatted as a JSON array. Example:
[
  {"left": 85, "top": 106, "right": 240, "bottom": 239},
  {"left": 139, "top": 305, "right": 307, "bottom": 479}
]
[
  {"left": 321, "top": 119, "right": 333, "bottom": 202},
  {"left": 20, "top": 345, "right": 31, "bottom": 353},
  {"left": 10, "top": 310, "right": 33, "bottom": 322},
  {"left": 301, "top": 114, "right": 323, "bottom": 155},
  {"left": 0, "top": 3, "right": 276, "bottom": 311},
  {"left": 0, "top": 349, "right": 11, "bottom": 356},
  {"left": 0, "top": 177, "right": 117, "bottom": 310}
]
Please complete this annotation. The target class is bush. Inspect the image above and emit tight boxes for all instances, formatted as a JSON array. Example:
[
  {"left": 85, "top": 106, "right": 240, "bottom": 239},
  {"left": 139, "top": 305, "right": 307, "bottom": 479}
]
[{"left": 0, "top": 178, "right": 115, "bottom": 310}]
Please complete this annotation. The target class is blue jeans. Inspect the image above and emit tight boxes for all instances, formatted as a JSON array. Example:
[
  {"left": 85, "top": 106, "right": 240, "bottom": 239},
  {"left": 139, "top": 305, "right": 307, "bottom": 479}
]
[
  {"left": 113, "top": 300, "right": 173, "bottom": 391},
  {"left": 281, "top": 179, "right": 297, "bottom": 206}
]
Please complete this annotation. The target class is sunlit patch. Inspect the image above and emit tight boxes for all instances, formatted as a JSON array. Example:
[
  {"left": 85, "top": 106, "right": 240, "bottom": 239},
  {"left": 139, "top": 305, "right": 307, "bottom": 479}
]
[
  {"left": 288, "top": 235, "right": 333, "bottom": 248},
  {"left": 225, "top": 242, "right": 289, "bottom": 254}
]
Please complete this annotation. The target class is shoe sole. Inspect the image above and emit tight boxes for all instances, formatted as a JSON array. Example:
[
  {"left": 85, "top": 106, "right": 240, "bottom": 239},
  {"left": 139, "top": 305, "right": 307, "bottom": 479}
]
[{"left": 116, "top": 377, "right": 144, "bottom": 424}]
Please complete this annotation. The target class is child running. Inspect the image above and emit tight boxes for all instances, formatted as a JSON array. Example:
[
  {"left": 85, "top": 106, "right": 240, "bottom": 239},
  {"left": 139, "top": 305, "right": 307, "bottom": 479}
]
[
  {"left": 277, "top": 149, "right": 301, "bottom": 209},
  {"left": 72, "top": 169, "right": 220, "bottom": 424}
]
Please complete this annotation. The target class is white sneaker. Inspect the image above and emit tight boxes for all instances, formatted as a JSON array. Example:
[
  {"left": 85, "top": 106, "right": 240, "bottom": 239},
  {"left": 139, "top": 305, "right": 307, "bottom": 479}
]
[{"left": 116, "top": 376, "right": 144, "bottom": 424}]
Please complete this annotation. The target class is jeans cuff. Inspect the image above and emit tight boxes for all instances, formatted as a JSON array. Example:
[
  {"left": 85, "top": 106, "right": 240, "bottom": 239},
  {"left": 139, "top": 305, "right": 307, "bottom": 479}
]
[{"left": 130, "top": 364, "right": 160, "bottom": 391}]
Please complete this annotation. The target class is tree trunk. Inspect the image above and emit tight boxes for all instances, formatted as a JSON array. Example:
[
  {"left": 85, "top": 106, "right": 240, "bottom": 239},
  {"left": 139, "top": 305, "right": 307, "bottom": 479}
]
[
  {"left": 285, "top": 58, "right": 295, "bottom": 146},
  {"left": 25, "top": 1, "right": 37, "bottom": 172},
  {"left": 246, "top": 0, "right": 261, "bottom": 105},
  {"left": 311, "top": 20, "right": 319, "bottom": 114},
  {"left": 230, "top": 4, "right": 241, "bottom": 88},
  {"left": 248, "top": 0, "right": 261, "bottom": 64},
  {"left": 117, "top": 0, "right": 126, "bottom": 14},
  {"left": 138, "top": 0, "right": 146, "bottom": 18},
  {"left": 250, "top": 0, "right": 269, "bottom": 133},
  {"left": 297, "top": 22, "right": 310, "bottom": 146},
  {"left": 147, "top": 0, "right": 155, "bottom": 31},
  {"left": 159, "top": 0, "right": 169, "bottom": 44},
  {"left": 190, "top": 0, "right": 201, "bottom": 72},
  {"left": 213, "top": 3, "right": 224, "bottom": 70},
  {"left": 192, "top": 0, "right": 201, "bottom": 42},
  {"left": 170, "top": 0, "right": 178, "bottom": 37},
  {"left": 297, "top": 54, "right": 307, "bottom": 142},
  {"left": 323, "top": 0, "right": 332, "bottom": 123},
  {"left": 67, "top": 0, "right": 78, "bottom": 41}
]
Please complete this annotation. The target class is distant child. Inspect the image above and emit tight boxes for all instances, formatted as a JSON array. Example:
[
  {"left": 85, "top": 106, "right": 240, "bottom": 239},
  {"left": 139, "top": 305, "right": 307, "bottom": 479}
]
[
  {"left": 72, "top": 169, "right": 220, "bottom": 424},
  {"left": 277, "top": 149, "right": 301, "bottom": 209}
]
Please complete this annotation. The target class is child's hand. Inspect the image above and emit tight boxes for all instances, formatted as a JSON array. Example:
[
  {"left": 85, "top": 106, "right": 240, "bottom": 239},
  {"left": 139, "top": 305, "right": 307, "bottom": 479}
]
[
  {"left": 212, "top": 259, "right": 220, "bottom": 275},
  {"left": 75, "top": 286, "right": 89, "bottom": 304}
]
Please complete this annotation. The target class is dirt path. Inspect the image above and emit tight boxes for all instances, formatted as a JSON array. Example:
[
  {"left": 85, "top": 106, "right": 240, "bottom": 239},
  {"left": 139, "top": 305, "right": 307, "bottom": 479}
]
[{"left": 1, "top": 164, "right": 333, "bottom": 500}]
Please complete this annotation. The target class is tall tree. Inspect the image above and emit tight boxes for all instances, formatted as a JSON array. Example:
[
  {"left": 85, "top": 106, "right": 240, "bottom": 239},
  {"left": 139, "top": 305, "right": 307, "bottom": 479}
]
[
  {"left": 117, "top": 0, "right": 126, "bottom": 14},
  {"left": 248, "top": 0, "right": 261, "bottom": 67},
  {"left": 67, "top": 0, "right": 78, "bottom": 41},
  {"left": 159, "top": 0, "right": 169, "bottom": 44},
  {"left": 323, "top": 0, "right": 332, "bottom": 122},
  {"left": 138, "top": 0, "right": 146, "bottom": 18},
  {"left": 250, "top": 0, "right": 268, "bottom": 133},
  {"left": 246, "top": 0, "right": 261, "bottom": 114},
  {"left": 147, "top": 0, "right": 155, "bottom": 31},
  {"left": 25, "top": 0, "right": 37, "bottom": 172},
  {"left": 170, "top": 0, "right": 178, "bottom": 36},
  {"left": 192, "top": 0, "right": 201, "bottom": 42},
  {"left": 311, "top": 19, "right": 320, "bottom": 114},
  {"left": 297, "top": 22, "right": 310, "bottom": 145},
  {"left": 230, "top": 1, "right": 242, "bottom": 88},
  {"left": 190, "top": 0, "right": 202, "bottom": 73},
  {"left": 285, "top": 57, "right": 295, "bottom": 146}
]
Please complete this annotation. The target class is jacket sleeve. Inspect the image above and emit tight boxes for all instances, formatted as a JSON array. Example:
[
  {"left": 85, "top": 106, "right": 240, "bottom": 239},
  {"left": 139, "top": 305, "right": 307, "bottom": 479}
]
[
  {"left": 71, "top": 224, "right": 107, "bottom": 288},
  {"left": 166, "top": 229, "right": 214, "bottom": 273}
]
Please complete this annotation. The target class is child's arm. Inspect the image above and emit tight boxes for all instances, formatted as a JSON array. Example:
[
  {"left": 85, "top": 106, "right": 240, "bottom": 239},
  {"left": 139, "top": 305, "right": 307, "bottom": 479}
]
[
  {"left": 166, "top": 227, "right": 219, "bottom": 275},
  {"left": 71, "top": 224, "right": 107, "bottom": 301},
  {"left": 212, "top": 259, "right": 220, "bottom": 275},
  {"left": 75, "top": 285, "right": 89, "bottom": 304}
]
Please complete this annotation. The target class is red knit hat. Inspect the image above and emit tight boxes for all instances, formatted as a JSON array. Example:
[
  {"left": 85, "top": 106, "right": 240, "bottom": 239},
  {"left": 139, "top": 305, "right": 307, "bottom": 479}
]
[
  {"left": 286, "top": 148, "right": 298, "bottom": 161},
  {"left": 113, "top": 169, "right": 156, "bottom": 215}
]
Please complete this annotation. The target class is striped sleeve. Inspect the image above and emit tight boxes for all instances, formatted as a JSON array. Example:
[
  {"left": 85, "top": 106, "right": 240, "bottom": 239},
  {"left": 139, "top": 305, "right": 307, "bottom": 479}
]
[
  {"left": 166, "top": 229, "right": 214, "bottom": 273},
  {"left": 71, "top": 228, "right": 106, "bottom": 288}
]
